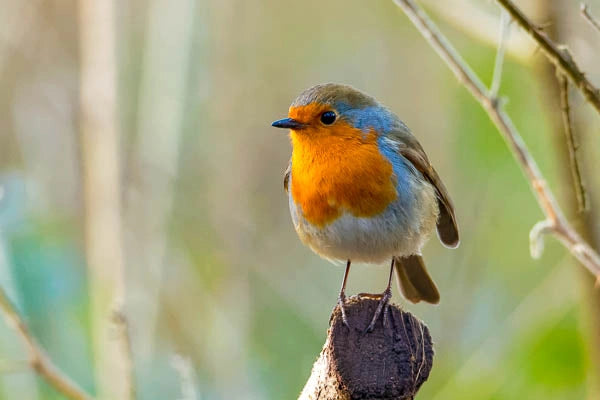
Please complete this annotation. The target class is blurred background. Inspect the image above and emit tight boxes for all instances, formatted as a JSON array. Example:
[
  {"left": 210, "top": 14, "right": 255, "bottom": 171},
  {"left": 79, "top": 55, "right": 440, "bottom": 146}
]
[{"left": 0, "top": 0, "right": 600, "bottom": 398}]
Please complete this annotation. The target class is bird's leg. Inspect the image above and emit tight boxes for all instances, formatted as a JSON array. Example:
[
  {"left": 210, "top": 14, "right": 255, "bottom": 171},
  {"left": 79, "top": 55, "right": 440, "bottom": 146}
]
[
  {"left": 337, "top": 260, "right": 351, "bottom": 328},
  {"left": 365, "top": 259, "right": 395, "bottom": 332}
]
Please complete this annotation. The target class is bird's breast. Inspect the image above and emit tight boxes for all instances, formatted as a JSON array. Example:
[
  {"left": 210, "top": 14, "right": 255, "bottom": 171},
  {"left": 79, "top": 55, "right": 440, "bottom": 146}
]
[{"left": 290, "top": 127, "right": 398, "bottom": 227}]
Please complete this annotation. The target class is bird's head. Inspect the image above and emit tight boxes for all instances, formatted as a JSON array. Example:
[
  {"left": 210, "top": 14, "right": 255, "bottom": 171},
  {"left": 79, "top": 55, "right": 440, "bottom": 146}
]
[{"left": 272, "top": 83, "right": 398, "bottom": 140}]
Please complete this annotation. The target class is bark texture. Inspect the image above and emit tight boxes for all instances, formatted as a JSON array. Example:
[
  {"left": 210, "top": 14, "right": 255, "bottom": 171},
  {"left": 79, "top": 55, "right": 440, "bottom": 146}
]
[{"left": 299, "top": 297, "right": 433, "bottom": 400}]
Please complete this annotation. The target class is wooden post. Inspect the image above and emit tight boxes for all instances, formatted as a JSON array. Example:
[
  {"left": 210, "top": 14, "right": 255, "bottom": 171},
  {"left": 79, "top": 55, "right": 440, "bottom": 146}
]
[{"left": 299, "top": 297, "right": 433, "bottom": 400}]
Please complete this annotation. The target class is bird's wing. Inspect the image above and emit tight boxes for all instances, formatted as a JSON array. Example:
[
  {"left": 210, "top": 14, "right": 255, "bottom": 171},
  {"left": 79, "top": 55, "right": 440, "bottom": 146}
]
[
  {"left": 283, "top": 160, "right": 291, "bottom": 193},
  {"left": 388, "top": 125, "right": 459, "bottom": 248}
]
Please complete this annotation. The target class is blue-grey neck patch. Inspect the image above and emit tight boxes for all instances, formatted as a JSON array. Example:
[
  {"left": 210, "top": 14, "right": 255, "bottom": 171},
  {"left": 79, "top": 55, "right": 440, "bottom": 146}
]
[
  {"left": 376, "top": 135, "right": 419, "bottom": 231},
  {"left": 336, "top": 103, "right": 397, "bottom": 134}
]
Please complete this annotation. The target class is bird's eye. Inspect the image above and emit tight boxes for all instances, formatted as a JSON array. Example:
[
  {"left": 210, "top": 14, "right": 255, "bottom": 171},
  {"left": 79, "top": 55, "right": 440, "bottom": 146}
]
[{"left": 320, "top": 111, "right": 336, "bottom": 125}]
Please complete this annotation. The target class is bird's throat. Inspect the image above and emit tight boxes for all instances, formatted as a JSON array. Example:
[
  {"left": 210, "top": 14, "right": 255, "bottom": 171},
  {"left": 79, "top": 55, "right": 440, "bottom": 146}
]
[{"left": 290, "top": 127, "right": 398, "bottom": 227}]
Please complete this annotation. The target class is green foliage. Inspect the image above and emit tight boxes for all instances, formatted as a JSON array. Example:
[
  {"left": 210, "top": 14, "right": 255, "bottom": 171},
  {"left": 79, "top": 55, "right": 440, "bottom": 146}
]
[{"left": 248, "top": 274, "right": 322, "bottom": 400}]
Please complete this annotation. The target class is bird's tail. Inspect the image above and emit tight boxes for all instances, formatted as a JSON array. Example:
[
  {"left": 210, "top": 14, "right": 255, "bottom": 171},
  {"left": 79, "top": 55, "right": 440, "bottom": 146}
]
[{"left": 394, "top": 255, "right": 440, "bottom": 304}]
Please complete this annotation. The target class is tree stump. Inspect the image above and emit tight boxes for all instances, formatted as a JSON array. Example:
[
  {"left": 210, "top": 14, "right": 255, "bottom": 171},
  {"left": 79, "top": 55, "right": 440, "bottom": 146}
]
[{"left": 299, "top": 297, "right": 433, "bottom": 400}]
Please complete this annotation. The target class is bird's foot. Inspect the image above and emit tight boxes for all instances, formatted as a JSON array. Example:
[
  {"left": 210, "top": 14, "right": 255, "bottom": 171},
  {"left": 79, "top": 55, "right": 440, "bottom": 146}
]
[
  {"left": 338, "top": 292, "right": 350, "bottom": 328},
  {"left": 364, "top": 287, "right": 392, "bottom": 333}
]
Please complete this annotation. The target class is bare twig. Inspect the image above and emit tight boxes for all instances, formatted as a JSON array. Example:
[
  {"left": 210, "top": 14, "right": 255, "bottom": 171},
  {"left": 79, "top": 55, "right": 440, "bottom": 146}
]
[
  {"left": 78, "top": 0, "right": 135, "bottom": 397},
  {"left": 581, "top": 3, "right": 600, "bottom": 34},
  {"left": 496, "top": 0, "right": 600, "bottom": 114},
  {"left": 557, "top": 72, "right": 588, "bottom": 213},
  {"left": 392, "top": 0, "right": 600, "bottom": 277},
  {"left": 490, "top": 10, "right": 510, "bottom": 99},
  {"left": 0, "top": 287, "right": 93, "bottom": 400}
]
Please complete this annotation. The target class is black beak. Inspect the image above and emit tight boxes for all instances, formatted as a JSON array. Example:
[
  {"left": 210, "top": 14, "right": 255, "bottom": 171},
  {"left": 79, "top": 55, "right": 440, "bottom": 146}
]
[{"left": 271, "top": 118, "right": 306, "bottom": 130}]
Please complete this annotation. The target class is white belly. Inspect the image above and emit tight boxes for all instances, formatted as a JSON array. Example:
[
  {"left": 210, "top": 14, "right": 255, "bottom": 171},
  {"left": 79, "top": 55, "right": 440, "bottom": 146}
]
[{"left": 288, "top": 178, "right": 439, "bottom": 264}]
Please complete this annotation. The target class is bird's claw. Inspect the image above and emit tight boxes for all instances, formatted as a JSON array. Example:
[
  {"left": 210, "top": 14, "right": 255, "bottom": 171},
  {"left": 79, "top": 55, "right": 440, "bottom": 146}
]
[
  {"left": 365, "top": 287, "right": 392, "bottom": 333},
  {"left": 338, "top": 293, "right": 350, "bottom": 328}
]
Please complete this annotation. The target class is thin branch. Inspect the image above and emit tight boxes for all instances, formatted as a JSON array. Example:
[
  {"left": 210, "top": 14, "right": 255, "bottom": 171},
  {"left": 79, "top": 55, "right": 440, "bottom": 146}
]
[
  {"left": 496, "top": 0, "right": 600, "bottom": 114},
  {"left": 392, "top": 0, "right": 600, "bottom": 277},
  {"left": 490, "top": 10, "right": 510, "bottom": 99},
  {"left": 78, "top": 0, "right": 135, "bottom": 397},
  {"left": 557, "top": 72, "right": 588, "bottom": 213},
  {"left": 581, "top": 3, "right": 600, "bottom": 34},
  {"left": 0, "top": 287, "right": 93, "bottom": 400}
]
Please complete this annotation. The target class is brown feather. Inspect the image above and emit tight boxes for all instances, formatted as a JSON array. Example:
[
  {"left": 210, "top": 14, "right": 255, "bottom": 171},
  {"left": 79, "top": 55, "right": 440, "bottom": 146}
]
[
  {"left": 398, "top": 144, "right": 459, "bottom": 248},
  {"left": 394, "top": 255, "right": 440, "bottom": 304}
]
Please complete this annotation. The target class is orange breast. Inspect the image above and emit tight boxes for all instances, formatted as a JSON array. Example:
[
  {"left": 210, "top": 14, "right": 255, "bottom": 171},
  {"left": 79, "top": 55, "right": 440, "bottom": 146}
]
[{"left": 290, "top": 122, "right": 398, "bottom": 227}]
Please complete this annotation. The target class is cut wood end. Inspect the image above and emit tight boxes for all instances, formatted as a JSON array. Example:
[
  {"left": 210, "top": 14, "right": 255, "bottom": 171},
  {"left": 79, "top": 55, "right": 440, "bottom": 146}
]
[{"left": 300, "top": 296, "right": 433, "bottom": 400}]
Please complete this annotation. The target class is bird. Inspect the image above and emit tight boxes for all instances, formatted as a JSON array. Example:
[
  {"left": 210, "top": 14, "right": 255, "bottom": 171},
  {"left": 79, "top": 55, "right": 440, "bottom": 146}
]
[{"left": 272, "top": 83, "right": 459, "bottom": 331}]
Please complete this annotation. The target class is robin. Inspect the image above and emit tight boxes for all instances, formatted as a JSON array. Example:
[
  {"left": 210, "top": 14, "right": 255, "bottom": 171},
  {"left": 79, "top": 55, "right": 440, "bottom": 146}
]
[{"left": 272, "top": 83, "right": 459, "bottom": 331}]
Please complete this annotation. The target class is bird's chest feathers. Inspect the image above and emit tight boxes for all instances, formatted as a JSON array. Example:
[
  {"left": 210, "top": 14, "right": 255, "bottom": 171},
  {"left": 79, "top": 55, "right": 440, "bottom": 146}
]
[{"left": 290, "top": 129, "right": 398, "bottom": 227}]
